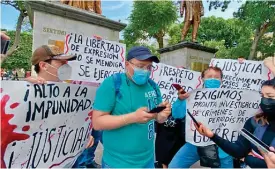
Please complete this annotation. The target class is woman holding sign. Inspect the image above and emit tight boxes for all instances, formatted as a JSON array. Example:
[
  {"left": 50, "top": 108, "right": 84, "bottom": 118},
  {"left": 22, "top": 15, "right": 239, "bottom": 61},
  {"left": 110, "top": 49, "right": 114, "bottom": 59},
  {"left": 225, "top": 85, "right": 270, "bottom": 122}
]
[
  {"left": 195, "top": 78, "right": 275, "bottom": 168},
  {"left": 169, "top": 67, "right": 234, "bottom": 168}
]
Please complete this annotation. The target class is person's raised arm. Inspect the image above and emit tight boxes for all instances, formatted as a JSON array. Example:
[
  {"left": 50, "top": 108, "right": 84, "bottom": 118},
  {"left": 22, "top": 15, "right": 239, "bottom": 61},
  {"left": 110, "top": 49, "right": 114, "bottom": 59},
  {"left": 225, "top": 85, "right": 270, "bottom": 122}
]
[
  {"left": 195, "top": 118, "right": 255, "bottom": 159},
  {"left": 172, "top": 89, "right": 189, "bottom": 119},
  {"left": 264, "top": 57, "right": 275, "bottom": 76}
]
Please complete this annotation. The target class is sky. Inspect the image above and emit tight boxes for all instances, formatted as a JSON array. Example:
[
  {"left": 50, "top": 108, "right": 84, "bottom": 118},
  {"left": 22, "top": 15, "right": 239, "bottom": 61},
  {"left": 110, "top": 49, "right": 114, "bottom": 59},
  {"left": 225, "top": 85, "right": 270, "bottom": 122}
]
[{"left": 1, "top": 0, "right": 244, "bottom": 38}]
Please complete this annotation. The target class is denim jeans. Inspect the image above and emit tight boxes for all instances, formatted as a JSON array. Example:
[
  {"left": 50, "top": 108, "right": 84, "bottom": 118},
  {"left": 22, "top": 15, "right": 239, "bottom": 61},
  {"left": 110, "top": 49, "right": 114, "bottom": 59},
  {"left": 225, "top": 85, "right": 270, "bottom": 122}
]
[
  {"left": 169, "top": 143, "right": 233, "bottom": 168},
  {"left": 73, "top": 130, "right": 103, "bottom": 168},
  {"left": 102, "top": 158, "right": 155, "bottom": 168}
]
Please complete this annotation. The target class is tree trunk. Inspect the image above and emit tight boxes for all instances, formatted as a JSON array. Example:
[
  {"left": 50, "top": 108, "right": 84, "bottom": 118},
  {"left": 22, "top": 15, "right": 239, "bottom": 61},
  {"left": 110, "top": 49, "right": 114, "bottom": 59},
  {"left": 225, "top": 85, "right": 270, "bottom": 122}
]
[
  {"left": 5, "top": 12, "right": 25, "bottom": 58},
  {"left": 248, "top": 22, "right": 270, "bottom": 60},
  {"left": 155, "top": 31, "right": 164, "bottom": 49},
  {"left": 157, "top": 36, "right": 164, "bottom": 49}
]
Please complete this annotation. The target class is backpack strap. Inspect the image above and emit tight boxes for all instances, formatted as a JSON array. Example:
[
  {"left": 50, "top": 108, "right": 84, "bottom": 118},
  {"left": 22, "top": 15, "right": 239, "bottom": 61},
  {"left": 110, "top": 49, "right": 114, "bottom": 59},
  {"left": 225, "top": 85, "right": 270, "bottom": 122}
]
[
  {"left": 112, "top": 73, "right": 122, "bottom": 100},
  {"left": 148, "top": 79, "right": 161, "bottom": 98}
]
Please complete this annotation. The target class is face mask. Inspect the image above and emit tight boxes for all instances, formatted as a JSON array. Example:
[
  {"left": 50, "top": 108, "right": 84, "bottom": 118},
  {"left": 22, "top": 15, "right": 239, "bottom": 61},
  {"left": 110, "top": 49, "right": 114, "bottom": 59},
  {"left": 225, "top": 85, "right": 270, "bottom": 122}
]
[
  {"left": 204, "top": 78, "right": 221, "bottom": 88},
  {"left": 260, "top": 97, "right": 275, "bottom": 120},
  {"left": 46, "top": 63, "right": 72, "bottom": 81},
  {"left": 129, "top": 65, "right": 150, "bottom": 85}
]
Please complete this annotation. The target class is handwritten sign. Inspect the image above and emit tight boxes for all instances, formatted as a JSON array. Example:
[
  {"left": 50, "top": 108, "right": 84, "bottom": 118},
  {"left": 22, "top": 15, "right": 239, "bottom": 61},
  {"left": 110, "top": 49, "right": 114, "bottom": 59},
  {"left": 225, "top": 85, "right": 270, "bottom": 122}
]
[
  {"left": 151, "top": 63, "right": 202, "bottom": 104},
  {"left": 65, "top": 33, "right": 126, "bottom": 83},
  {"left": 210, "top": 59, "right": 273, "bottom": 91},
  {"left": 185, "top": 88, "right": 261, "bottom": 146},
  {"left": 1, "top": 81, "right": 95, "bottom": 168}
]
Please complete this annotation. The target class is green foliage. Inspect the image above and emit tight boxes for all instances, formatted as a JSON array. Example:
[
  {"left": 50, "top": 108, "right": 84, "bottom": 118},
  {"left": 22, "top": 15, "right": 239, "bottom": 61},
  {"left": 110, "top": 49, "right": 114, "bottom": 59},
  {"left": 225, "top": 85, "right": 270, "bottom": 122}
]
[
  {"left": 208, "top": 1, "right": 231, "bottom": 12},
  {"left": 168, "top": 23, "right": 182, "bottom": 45},
  {"left": 234, "top": 1, "right": 275, "bottom": 28},
  {"left": 123, "top": 41, "right": 160, "bottom": 59},
  {"left": 1, "top": 31, "right": 32, "bottom": 70},
  {"left": 167, "top": 15, "right": 274, "bottom": 60},
  {"left": 1, "top": 0, "right": 27, "bottom": 13},
  {"left": 124, "top": 0, "right": 177, "bottom": 48},
  {"left": 234, "top": 1, "right": 275, "bottom": 59}
]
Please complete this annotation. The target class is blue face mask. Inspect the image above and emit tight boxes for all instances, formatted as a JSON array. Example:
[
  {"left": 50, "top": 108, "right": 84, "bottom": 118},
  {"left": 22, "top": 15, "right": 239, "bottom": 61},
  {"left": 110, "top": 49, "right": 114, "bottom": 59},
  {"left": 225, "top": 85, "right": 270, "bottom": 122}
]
[
  {"left": 131, "top": 67, "right": 150, "bottom": 85},
  {"left": 204, "top": 78, "right": 221, "bottom": 88}
]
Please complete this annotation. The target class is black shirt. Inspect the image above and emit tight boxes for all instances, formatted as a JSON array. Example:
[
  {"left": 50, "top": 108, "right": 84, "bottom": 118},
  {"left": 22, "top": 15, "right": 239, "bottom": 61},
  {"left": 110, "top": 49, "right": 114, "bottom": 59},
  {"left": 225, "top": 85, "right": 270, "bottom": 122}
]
[
  {"left": 211, "top": 117, "right": 275, "bottom": 168},
  {"left": 155, "top": 116, "right": 185, "bottom": 165}
]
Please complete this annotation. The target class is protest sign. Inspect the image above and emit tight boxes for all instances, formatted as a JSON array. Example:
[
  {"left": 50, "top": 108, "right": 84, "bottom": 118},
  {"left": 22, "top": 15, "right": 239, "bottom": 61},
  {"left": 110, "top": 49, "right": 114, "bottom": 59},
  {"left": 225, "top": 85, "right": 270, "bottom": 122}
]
[
  {"left": 210, "top": 59, "right": 273, "bottom": 91},
  {"left": 1, "top": 81, "right": 96, "bottom": 168},
  {"left": 65, "top": 33, "right": 126, "bottom": 83},
  {"left": 151, "top": 63, "right": 202, "bottom": 104},
  {"left": 185, "top": 88, "right": 261, "bottom": 146}
]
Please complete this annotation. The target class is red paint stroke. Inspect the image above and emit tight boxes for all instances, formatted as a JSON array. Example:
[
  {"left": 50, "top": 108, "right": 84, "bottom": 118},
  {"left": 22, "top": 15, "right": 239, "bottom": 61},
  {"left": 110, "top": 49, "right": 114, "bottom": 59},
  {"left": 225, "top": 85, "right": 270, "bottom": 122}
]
[
  {"left": 39, "top": 124, "right": 43, "bottom": 130},
  {"left": 21, "top": 159, "right": 28, "bottom": 168},
  {"left": 150, "top": 64, "right": 159, "bottom": 79},
  {"left": 85, "top": 117, "right": 89, "bottom": 121},
  {"left": 196, "top": 76, "right": 202, "bottom": 89},
  {"left": 210, "top": 59, "right": 214, "bottom": 67},
  {"left": 64, "top": 34, "right": 70, "bottom": 54},
  {"left": 267, "top": 69, "right": 272, "bottom": 80},
  {"left": 176, "top": 66, "right": 186, "bottom": 69},
  {"left": 10, "top": 102, "right": 19, "bottom": 109},
  {"left": 88, "top": 111, "right": 93, "bottom": 129},
  {"left": 22, "top": 126, "right": 30, "bottom": 132},
  {"left": 1, "top": 94, "right": 30, "bottom": 168},
  {"left": 120, "top": 47, "right": 125, "bottom": 62},
  {"left": 49, "top": 151, "right": 81, "bottom": 169},
  {"left": 48, "top": 134, "right": 55, "bottom": 142}
]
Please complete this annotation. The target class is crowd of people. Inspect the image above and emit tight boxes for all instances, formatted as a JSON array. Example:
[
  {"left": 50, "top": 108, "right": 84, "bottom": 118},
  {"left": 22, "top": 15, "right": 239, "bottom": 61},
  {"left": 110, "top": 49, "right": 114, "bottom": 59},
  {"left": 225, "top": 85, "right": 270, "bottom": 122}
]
[{"left": 2, "top": 32, "right": 275, "bottom": 168}]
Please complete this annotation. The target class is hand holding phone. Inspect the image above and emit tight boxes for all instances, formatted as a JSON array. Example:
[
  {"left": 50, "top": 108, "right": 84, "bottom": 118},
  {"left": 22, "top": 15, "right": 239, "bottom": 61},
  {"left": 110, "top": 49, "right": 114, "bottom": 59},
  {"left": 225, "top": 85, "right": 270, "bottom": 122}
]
[
  {"left": 187, "top": 110, "right": 200, "bottom": 127},
  {"left": 240, "top": 128, "right": 275, "bottom": 154},
  {"left": 172, "top": 83, "right": 186, "bottom": 94},
  {"left": 148, "top": 106, "right": 166, "bottom": 114}
]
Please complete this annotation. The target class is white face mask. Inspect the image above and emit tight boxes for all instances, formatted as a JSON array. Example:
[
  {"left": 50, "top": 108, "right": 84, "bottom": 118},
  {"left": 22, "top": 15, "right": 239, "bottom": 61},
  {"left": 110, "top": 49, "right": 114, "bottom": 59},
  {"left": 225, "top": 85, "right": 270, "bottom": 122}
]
[{"left": 46, "top": 63, "right": 72, "bottom": 81}]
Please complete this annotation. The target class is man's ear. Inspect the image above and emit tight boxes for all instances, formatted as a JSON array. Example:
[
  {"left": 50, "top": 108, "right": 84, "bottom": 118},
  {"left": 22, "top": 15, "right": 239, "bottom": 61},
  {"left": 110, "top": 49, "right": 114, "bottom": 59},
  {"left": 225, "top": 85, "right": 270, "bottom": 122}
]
[
  {"left": 125, "top": 61, "right": 129, "bottom": 66},
  {"left": 39, "top": 61, "right": 48, "bottom": 71}
]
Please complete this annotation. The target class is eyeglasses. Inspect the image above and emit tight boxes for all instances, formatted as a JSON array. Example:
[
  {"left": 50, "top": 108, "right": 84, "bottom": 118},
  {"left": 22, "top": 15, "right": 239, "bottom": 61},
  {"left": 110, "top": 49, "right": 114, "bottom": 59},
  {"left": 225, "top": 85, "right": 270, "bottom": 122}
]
[{"left": 129, "top": 62, "right": 153, "bottom": 71}]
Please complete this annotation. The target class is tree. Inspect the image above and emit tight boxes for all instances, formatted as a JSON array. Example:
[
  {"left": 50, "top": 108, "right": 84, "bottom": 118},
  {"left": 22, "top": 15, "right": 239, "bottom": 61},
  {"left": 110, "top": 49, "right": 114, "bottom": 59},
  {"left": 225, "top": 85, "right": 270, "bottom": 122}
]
[
  {"left": 124, "top": 1, "right": 177, "bottom": 49},
  {"left": 234, "top": 1, "right": 275, "bottom": 60},
  {"left": 168, "top": 17, "right": 252, "bottom": 47},
  {"left": 1, "top": 31, "right": 32, "bottom": 71},
  {"left": 120, "top": 39, "right": 160, "bottom": 59},
  {"left": 1, "top": 0, "right": 28, "bottom": 61},
  {"left": 167, "top": 16, "right": 259, "bottom": 59},
  {"left": 208, "top": 0, "right": 232, "bottom": 12}
]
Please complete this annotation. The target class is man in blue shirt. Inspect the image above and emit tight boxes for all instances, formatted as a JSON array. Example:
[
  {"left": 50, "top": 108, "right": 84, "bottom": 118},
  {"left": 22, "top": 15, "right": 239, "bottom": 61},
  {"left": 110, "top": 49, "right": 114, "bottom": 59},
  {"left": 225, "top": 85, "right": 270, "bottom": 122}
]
[{"left": 92, "top": 46, "right": 171, "bottom": 168}]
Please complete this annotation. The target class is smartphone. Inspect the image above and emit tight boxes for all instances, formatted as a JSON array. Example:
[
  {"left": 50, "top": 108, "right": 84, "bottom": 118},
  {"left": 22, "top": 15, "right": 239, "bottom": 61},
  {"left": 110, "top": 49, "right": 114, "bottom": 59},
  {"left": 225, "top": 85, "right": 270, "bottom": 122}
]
[
  {"left": 187, "top": 110, "right": 200, "bottom": 127},
  {"left": 240, "top": 128, "right": 274, "bottom": 154},
  {"left": 172, "top": 84, "right": 186, "bottom": 94},
  {"left": 148, "top": 106, "right": 166, "bottom": 114},
  {"left": 1, "top": 38, "right": 10, "bottom": 54}
]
